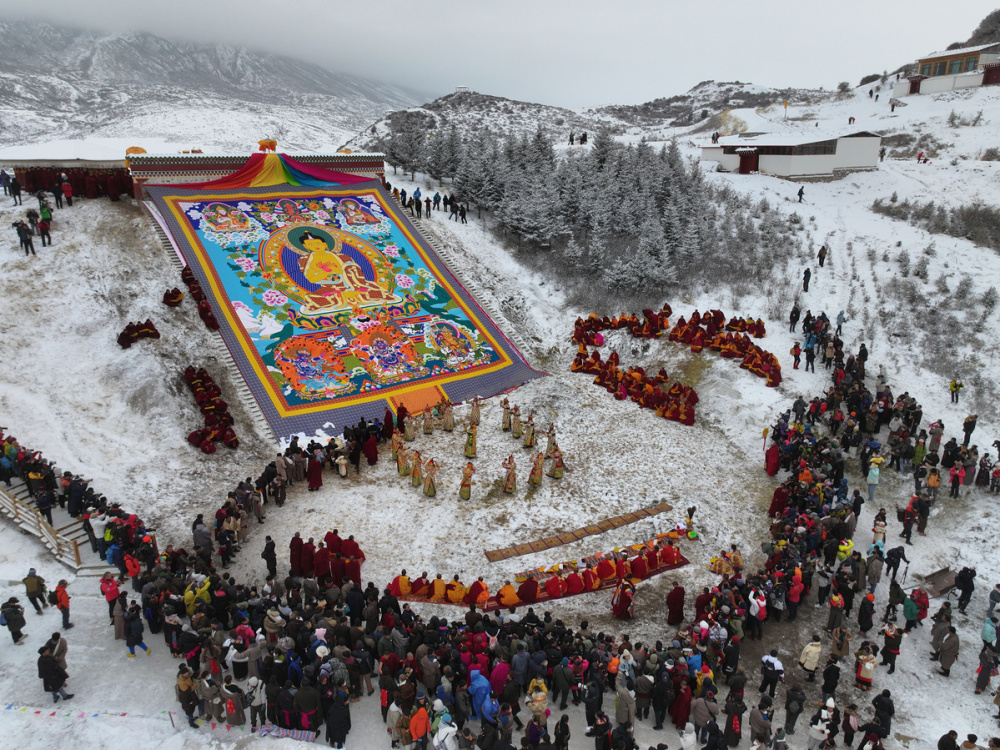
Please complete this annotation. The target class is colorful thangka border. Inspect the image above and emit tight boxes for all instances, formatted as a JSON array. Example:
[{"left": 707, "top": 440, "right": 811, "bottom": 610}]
[{"left": 147, "top": 182, "right": 544, "bottom": 438}]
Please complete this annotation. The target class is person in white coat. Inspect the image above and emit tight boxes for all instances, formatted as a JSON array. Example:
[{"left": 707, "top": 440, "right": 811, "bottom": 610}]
[
  {"left": 433, "top": 713, "right": 459, "bottom": 750},
  {"left": 799, "top": 635, "right": 822, "bottom": 682}
]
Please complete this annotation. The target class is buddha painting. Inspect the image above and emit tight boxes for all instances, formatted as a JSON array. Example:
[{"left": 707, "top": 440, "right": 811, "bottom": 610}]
[{"left": 280, "top": 226, "right": 397, "bottom": 315}]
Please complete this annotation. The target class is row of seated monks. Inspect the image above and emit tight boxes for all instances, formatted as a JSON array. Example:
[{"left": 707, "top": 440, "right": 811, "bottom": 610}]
[
  {"left": 180, "top": 266, "right": 220, "bottom": 331},
  {"left": 572, "top": 303, "right": 781, "bottom": 392},
  {"left": 184, "top": 366, "right": 238, "bottom": 452},
  {"left": 387, "top": 540, "right": 684, "bottom": 608}
]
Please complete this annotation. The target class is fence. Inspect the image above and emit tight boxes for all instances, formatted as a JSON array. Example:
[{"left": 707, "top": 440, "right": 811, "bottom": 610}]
[{"left": 0, "top": 484, "right": 81, "bottom": 569}]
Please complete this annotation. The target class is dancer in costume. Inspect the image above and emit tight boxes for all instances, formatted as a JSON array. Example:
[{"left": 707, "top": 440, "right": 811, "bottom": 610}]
[
  {"left": 544, "top": 423, "right": 557, "bottom": 456},
  {"left": 511, "top": 405, "right": 522, "bottom": 438},
  {"left": 403, "top": 416, "right": 415, "bottom": 442},
  {"left": 422, "top": 459, "right": 438, "bottom": 497},
  {"left": 469, "top": 395, "right": 481, "bottom": 426},
  {"left": 397, "top": 447, "right": 412, "bottom": 476},
  {"left": 502, "top": 455, "right": 517, "bottom": 494},
  {"left": 442, "top": 402, "right": 455, "bottom": 432},
  {"left": 546, "top": 446, "right": 564, "bottom": 479},
  {"left": 459, "top": 462, "right": 475, "bottom": 500},
  {"left": 528, "top": 452, "right": 544, "bottom": 487},
  {"left": 422, "top": 411, "right": 434, "bottom": 435},
  {"left": 501, "top": 397, "right": 511, "bottom": 431},
  {"left": 390, "top": 430, "right": 402, "bottom": 461},
  {"left": 464, "top": 423, "right": 477, "bottom": 458},
  {"left": 410, "top": 450, "right": 423, "bottom": 488},
  {"left": 523, "top": 413, "right": 535, "bottom": 448}
]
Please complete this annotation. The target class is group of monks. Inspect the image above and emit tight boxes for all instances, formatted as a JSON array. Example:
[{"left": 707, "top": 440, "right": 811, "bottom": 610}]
[
  {"left": 180, "top": 266, "right": 220, "bottom": 332},
  {"left": 183, "top": 366, "right": 239, "bottom": 453},
  {"left": 667, "top": 309, "right": 781, "bottom": 388},
  {"left": 116, "top": 319, "right": 160, "bottom": 349},
  {"left": 388, "top": 571, "right": 491, "bottom": 607},
  {"left": 162, "top": 287, "right": 184, "bottom": 307},
  {"left": 289, "top": 529, "right": 365, "bottom": 585},
  {"left": 14, "top": 167, "right": 133, "bottom": 200},
  {"left": 386, "top": 539, "right": 686, "bottom": 611},
  {"left": 571, "top": 304, "right": 699, "bottom": 425}
]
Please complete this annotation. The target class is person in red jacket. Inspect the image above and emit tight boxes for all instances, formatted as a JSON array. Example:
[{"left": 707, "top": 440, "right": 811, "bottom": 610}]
[
  {"left": 61, "top": 181, "right": 73, "bottom": 207},
  {"left": 99, "top": 572, "right": 120, "bottom": 624},
  {"left": 55, "top": 580, "right": 73, "bottom": 629}
]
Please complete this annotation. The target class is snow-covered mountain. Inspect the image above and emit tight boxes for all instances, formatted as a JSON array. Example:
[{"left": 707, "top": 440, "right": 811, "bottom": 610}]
[{"left": 0, "top": 21, "right": 432, "bottom": 153}]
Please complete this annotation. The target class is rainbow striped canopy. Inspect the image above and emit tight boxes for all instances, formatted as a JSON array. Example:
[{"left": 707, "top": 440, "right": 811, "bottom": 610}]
[{"left": 177, "top": 153, "right": 373, "bottom": 189}]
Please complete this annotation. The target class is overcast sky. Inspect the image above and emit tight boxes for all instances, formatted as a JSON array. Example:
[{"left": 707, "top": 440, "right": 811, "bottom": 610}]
[{"left": 0, "top": 0, "right": 992, "bottom": 107}]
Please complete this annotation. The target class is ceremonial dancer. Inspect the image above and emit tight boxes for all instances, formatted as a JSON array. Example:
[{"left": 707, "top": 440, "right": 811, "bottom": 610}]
[
  {"left": 464, "top": 423, "right": 477, "bottom": 459},
  {"left": 544, "top": 423, "right": 557, "bottom": 456},
  {"left": 459, "top": 462, "right": 475, "bottom": 500},
  {"left": 422, "top": 410, "right": 434, "bottom": 435},
  {"left": 442, "top": 402, "right": 455, "bottom": 432},
  {"left": 501, "top": 397, "right": 511, "bottom": 431},
  {"left": 502, "top": 455, "right": 517, "bottom": 494},
  {"left": 523, "top": 413, "right": 536, "bottom": 448},
  {"left": 397, "top": 446, "right": 412, "bottom": 476},
  {"left": 410, "top": 451, "right": 423, "bottom": 488},
  {"left": 612, "top": 579, "right": 636, "bottom": 620},
  {"left": 547, "top": 447, "right": 565, "bottom": 479},
  {"left": 403, "top": 416, "right": 415, "bottom": 442},
  {"left": 511, "top": 405, "right": 522, "bottom": 438},
  {"left": 528, "top": 452, "right": 544, "bottom": 487},
  {"left": 470, "top": 395, "right": 481, "bottom": 426},
  {"left": 423, "top": 459, "right": 438, "bottom": 497}
]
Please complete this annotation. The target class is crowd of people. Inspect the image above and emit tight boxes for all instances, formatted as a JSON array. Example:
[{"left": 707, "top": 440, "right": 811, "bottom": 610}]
[
  {"left": 5, "top": 319, "right": 1000, "bottom": 749},
  {"left": 386, "top": 183, "right": 469, "bottom": 224},
  {"left": 757, "top": 338, "right": 1000, "bottom": 748},
  {"left": 9, "top": 180, "right": 60, "bottom": 256}
]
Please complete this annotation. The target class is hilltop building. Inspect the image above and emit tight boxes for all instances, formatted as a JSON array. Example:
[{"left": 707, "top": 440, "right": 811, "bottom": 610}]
[
  {"left": 894, "top": 42, "right": 1000, "bottom": 96},
  {"left": 699, "top": 131, "right": 881, "bottom": 178}
]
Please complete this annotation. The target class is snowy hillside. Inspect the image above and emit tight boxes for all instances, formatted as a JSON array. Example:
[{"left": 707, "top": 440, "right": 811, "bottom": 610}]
[
  {"left": 6, "top": 16, "right": 1000, "bottom": 747},
  {"left": 0, "top": 21, "right": 431, "bottom": 154}
]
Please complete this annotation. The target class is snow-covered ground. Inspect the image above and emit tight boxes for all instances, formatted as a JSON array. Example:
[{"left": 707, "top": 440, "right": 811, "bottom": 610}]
[{"left": 3, "top": 78, "right": 1000, "bottom": 747}]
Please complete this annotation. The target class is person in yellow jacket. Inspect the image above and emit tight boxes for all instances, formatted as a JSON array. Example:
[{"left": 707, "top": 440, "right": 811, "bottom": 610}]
[
  {"left": 837, "top": 539, "right": 854, "bottom": 562},
  {"left": 184, "top": 578, "right": 211, "bottom": 615}
]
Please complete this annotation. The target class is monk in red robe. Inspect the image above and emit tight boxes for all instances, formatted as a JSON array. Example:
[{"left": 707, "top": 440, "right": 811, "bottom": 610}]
[
  {"left": 330, "top": 555, "right": 345, "bottom": 586},
  {"left": 765, "top": 443, "right": 780, "bottom": 476},
  {"left": 341, "top": 535, "right": 362, "bottom": 560},
  {"left": 288, "top": 533, "right": 304, "bottom": 575},
  {"left": 517, "top": 578, "right": 539, "bottom": 603},
  {"left": 389, "top": 570, "right": 411, "bottom": 597},
  {"left": 313, "top": 544, "right": 331, "bottom": 582},
  {"left": 544, "top": 575, "right": 567, "bottom": 600},
  {"left": 565, "top": 571, "right": 584, "bottom": 595},
  {"left": 324, "top": 530, "right": 342, "bottom": 555},
  {"left": 410, "top": 572, "right": 429, "bottom": 597},
  {"left": 661, "top": 542, "right": 682, "bottom": 567},
  {"left": 595, "top": 558, "right": 616, "bottom": 582},
  {"left": 345, "top": 557, "right": 361, "bottom": 586},
  {"left": 631, "top": 554, "right": 648, "bottom": 580},
  {"left": 300, "top": 538, "right": 315, "bottom": 575},
  {"left": 464, "top": 577, "right": 489, "bottom": 605},
  {"left": 582, "top": 565, "right": 599, "bottom": 591}
]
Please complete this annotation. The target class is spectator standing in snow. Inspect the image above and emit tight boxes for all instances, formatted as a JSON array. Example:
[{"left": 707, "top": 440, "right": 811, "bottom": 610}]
[
  {"left": 10, "top": 176, "right": 22, "bottom": 205},
  {"left": 789, "top": 304, "right": 800, "bottom": 332},
  {"left": 2, "top": 598, "right": 27, "bottom": 644},
  {"left": 54, "top": 580, "right": 73, "bottom": 629},
  {"left": 22, "top": 568, "right": 48, "bottom": 614},
  {"left": 0, "top": 169, "right": 9, "bottom": 195},
  {"left": 797, "top": 186, "right": 805, "bottom": 203},
  {"left": 818, "top": 246, "right": 828, "bottom": 267},
  {"left": 449, "top": 200, "right": 460, "bottom": 221},
  {"left": 61, "top": 181, "right": 73, "bottom": 207},
  {"left": 37, "top": 644, "right": 73, "bottom": 703},
  {"left": 803, "top": 268, "right": 811, "bottom": 292},
  {"left": 460, "top": 203, "right": 468, "bottom": 224}
]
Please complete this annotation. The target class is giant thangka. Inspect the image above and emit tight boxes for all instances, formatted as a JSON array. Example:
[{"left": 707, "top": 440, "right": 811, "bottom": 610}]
[{"left": 147, "top": 153, "right": 543, "bottom": 438}]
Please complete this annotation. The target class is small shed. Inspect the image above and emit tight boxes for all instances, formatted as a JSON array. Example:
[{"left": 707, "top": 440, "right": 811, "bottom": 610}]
[{"left": 700, "top": 131, "right": 881, "bottom": 178}]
